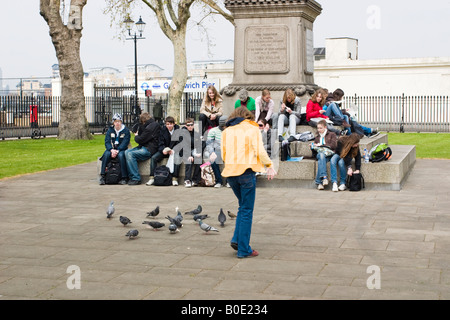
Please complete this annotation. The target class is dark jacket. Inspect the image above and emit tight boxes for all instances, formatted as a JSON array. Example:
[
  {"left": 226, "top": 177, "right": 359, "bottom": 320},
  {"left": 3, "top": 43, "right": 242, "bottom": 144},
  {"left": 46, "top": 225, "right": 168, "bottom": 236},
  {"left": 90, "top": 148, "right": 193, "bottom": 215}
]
[
  {"left": 105, "top": 125, "right": 130, "bottom": 152},
  {"left": 335, "top": 140, "right": 362, "bottom": 170},
  {"left": 157, "top": 124, "right": 181, "bottom": 155},
  {"left": 313, "top": 130, "right": 337, "bottom": 151},
  {"left": 135, "top": 118, "right": 160, "bottom": 155},
  {"left": 178, "top": 126, "right": 204, "bottom": 159}
]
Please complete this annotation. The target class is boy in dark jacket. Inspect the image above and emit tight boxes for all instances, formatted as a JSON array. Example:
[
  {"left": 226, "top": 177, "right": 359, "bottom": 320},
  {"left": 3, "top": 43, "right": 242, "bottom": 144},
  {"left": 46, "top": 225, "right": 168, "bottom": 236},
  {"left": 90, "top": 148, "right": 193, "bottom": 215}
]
[
  {"left": 125, "top": 112, "right": 160, "bottom": 185},
  {"left": 147, "top": 116, "right": 182, "bottom": 186},
  {"left": 99, "top": 113, "right": 130, "bottom": 185},
  {"left": 177, "top": 118, "right": 204, "bottom": 187}
]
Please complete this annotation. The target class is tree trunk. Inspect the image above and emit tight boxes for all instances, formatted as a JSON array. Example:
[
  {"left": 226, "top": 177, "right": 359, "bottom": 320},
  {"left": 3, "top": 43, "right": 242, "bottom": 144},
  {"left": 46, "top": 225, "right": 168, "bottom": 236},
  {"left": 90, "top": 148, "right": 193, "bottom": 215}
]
[
  {"left": 167, "top": 28, "right": 188, "bottom": 123},
  {"left": 40, "top": 0, "right": 92, "bottom": 140}
]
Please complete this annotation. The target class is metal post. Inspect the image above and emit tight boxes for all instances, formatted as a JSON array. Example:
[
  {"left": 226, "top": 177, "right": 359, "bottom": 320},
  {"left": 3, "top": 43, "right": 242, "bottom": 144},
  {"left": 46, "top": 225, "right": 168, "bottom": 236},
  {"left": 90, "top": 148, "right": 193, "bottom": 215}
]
[{"left": 134, "top": 34, "right": 138, "bottom": 111}]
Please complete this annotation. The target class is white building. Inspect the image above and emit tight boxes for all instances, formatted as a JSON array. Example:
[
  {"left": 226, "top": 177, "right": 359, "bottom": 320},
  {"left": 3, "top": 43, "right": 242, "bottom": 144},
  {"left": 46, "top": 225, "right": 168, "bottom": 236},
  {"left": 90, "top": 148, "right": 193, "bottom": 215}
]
[{"left": 314, "top": 38, "right": 450, "bottom": 97}]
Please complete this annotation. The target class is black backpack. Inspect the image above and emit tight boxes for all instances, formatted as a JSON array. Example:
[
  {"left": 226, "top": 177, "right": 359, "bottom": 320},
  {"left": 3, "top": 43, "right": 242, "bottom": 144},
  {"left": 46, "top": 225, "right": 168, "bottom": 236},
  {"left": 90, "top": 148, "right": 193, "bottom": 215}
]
[
  {"left": 105, "top": 159, "right": 121, "bottom": 184},
  {"left": 280, "top": 141, "right": 291, "bottom": 161},
  {"left": 346, "top": 172, "right": 365, "bottom": 191},
  {"left": 153, "top": 165, "right": 172, "bottom": 186}
]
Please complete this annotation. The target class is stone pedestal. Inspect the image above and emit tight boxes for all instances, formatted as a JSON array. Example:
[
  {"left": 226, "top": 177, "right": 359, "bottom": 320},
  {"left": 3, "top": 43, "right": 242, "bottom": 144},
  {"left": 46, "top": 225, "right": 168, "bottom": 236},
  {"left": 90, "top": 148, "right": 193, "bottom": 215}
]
[{"left": 222, "top": 0, "right": 322, "bottom": 115}]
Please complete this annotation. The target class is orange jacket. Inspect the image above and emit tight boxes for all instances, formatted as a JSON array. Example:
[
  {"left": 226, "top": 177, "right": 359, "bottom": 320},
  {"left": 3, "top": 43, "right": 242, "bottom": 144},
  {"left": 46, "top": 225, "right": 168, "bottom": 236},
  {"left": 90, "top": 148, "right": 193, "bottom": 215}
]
[{"left": 221, "top": 118, "right": 273, "bottom": 177}]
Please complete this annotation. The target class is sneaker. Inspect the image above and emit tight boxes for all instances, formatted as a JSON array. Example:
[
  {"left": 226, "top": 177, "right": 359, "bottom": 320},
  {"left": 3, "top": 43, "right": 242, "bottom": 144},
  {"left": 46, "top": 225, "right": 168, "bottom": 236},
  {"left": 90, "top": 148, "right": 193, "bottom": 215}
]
[
  {"left": 184, "top": 180, "right": 192, "bottom": 188},
  {"left": 287, "top": 136, "right": 296, "bottom": 143},
  {"left": 230, "top": 242, "right": 238, "bottom": 251},
  {"left": 99, "top": 175, "right": 106, "bottom": 185},
  {"left": 118, "top": 179, "right": 128, "bottom": 185},
  {"left": 332, "top": 182, "right": 338, "bottom": 192},
  {"left": 172, "top": 179, "right": 178, "bottom": 186},
  {"left": 340, "top": 129, "right": 348, "bottom": 136},
  {"left": 369, "top": 131, "right": 381, "bottom": 138},
  {"left": 338, "top": 184, "right": 347, "bottom": 191},
  {"left": 128, "top": 180, "right": 141, "bottom": 185},
  {"left": 146, "top": 178, "right": 154, "bottom": 186},
  {"left": 226, "top": 183, "right": 231, "bottom": 188},
  {"left": 317, "top": 184, "right": 324, "bottom": 190},
  {"left": 322, "top": 178, "right": 329, "bottom": 186},
  {"left": 278, "top": 135, "right": 284, "bottom": 142},
  {"left": 214, "top": 183, "right": 222, "bottom": 188},
  {"left": 192, "top": 181, "right": 198, "bottom": 187}
]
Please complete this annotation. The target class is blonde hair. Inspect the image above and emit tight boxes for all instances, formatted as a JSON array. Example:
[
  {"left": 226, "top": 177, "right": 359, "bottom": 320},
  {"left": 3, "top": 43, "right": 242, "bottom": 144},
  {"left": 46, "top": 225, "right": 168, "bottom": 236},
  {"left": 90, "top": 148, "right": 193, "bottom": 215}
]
[
  {"left": 204, "top": 85, "right": 222, "bottom": 104},
  {"left": 282, "top": 88, "right": 296, "bottom": 104}
]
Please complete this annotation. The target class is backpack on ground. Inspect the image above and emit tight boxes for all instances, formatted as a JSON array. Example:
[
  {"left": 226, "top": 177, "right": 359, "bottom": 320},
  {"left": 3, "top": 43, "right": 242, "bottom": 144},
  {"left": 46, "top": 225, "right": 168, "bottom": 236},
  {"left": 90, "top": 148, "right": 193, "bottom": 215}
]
[
  {"left": 280, "top": 140, "right": 291, "bottom": 161},
  {"left": 199, "top": 162, "right": 216, "bottom": 187},
  {"left": 153, "top": 165, "right": 172, "bottom": 186},
  {"left": 105, "top": 159, "right": 121, "bottom": 184},
  {"left": 368, "top": 143, "right": 393, "bottom": 163},
  {"left": 346, "top": 172, "right": 365, "bottom": 191}
]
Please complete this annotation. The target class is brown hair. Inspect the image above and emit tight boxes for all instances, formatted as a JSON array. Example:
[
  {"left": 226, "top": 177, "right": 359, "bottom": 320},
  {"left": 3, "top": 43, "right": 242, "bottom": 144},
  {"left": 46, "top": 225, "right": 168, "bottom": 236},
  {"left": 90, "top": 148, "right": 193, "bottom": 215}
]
[
  {"left": 205, "top": 85, "right": 222, "bottom": 104},
  {"left": 317, "top": 119, "right": 328, "bottom": 128},
  {"left": 282, "top": 88, "right": 296, "bottom": 104},
  {"left": 185, "top": 117, "right": 194, "bottom": 124},
  {"left": 339, "top": 133, "right": 361, "bottom": 158},
  {"left": 140, "top": 112, "right": 151, "bottom": 124},
  {"left": 311, "top": 88, "right": 327, "bottom": 107},
  {"left": 228, "top": 106, "right": 255, "bottom": 123},
  {"left": 165, "top": 116, "right": 175, "bottom": 124},
  {"left": 262, "top": 89, "right": 270, "bottom": 97}
]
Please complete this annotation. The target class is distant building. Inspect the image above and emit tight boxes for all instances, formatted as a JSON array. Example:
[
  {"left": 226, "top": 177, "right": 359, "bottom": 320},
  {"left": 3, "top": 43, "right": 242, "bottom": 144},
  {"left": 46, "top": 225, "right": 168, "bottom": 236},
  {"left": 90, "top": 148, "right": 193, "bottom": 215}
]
[
  {"left": 86, "top": 67, "right": 123, "bottom": 87},
  {"left": 124, "top": 64, "right": 164, "bottom": 86},
  {"left": 189, "top": 59, "right": 234, "bottom": 91},
  {"left": 314, "top": 37, "right": 450, "bottom": 96}
]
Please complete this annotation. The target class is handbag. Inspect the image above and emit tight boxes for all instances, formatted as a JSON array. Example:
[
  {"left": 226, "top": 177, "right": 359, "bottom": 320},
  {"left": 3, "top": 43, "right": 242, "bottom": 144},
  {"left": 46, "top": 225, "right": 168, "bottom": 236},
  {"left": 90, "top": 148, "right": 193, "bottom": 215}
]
[{"left": 346, "top": 172, "right": 365, "bottom": 191}]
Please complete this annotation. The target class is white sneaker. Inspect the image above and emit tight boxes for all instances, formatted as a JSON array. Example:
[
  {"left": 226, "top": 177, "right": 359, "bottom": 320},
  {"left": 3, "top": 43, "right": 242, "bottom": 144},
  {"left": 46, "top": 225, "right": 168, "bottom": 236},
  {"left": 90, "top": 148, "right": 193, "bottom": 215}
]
[
  {"left": 322, "top": 178, "right": 329, "bottom": 186},
  {"left": 338, "top": 184, "right": 347, "bottom": 191},
  {"left": 184, "top": 180, "right": 192, "bottom": 188},
  {"left": 214, "top": 183, "right": 222, "bottom": 188},
  {"left": 146, "top": 178, "right": 154, "bottom": 186},
  {"left": 317, "top": 184, "right": 324, "bottom": 190},
  {"left": 172, "top": 179, "right": 178, "bottom": 186},
  {"left": 332, "top": 182, "right": 338, "bottom": 192},
  {"left": 226, "top": 183, "right": 231, "bottom": 188}
]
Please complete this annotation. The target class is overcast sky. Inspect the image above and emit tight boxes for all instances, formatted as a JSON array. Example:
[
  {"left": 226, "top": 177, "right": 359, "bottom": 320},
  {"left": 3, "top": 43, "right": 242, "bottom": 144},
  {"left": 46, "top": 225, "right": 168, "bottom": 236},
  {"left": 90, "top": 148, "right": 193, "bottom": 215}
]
[{"left": 0, "top": 0, "right": 449, "bottom": 82}]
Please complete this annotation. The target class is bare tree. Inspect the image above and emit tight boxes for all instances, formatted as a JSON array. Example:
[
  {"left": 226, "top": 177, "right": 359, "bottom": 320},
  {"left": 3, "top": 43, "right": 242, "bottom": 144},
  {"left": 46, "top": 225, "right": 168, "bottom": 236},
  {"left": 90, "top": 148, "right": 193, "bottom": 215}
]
[
  {"left": 40, "top": 0, "right": 92, "bottom": 140},
  {"left": 105, "top": 0, "right": 234, "bottom": 123}
]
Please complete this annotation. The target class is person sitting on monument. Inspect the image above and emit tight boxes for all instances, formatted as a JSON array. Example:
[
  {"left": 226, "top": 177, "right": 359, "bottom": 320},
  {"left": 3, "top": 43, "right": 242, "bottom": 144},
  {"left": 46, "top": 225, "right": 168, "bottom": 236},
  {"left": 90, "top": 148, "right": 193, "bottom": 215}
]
[
  {"left": 277, "top": 88, "right": 302, "bottom": 143},
  {"left": 199, "top": 85, "right": 223, "bottom": 135},
  {"left": 306, "top": 88, "right": 343, "bottom": 136},
  {"left": 255, "top": 89, "right": 275, "bottom": 128},
  {"left": 235, "top": 89, "right": 256, "bottom": 114}
]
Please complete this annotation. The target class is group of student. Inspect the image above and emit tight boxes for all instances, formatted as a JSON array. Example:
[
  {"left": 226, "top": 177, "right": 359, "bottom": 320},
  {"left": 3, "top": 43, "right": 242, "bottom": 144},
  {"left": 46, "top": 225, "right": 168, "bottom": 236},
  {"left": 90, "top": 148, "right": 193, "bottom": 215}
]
[{"left": 99, "top": 84, "right": 378, "bottom": 191}]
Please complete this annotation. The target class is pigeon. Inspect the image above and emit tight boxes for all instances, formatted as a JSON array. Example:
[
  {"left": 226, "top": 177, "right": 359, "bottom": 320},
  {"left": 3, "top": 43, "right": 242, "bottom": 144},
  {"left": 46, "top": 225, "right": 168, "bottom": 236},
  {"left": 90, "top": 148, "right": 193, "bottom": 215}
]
[
  {"left": 185, "top": 205, "right": 202, "bottom": 215},
  {"left": 168, "top": 223, "right": 179, "bottom": 234},
  {"left": 174, "top": 207, "right": 183, "bottom": 223},
  {"left": 142, "top": 221, "right": 165, "bottom": 230},
  {"left": 146, "top": 206, "right": 160, "bottom": 218},
  {"left": 106, "top": 201, "right": 115, "bottom": 219},
  {"left": 193, "top": 214, "right": 209, "bottom": 221},
  {"left": 125, "top": 229, "right": 139, "bottom": 239},
  {"left": 227, "top": 210, "right": 237, "bottom": 219},
  {"left": 198, "top": 219, "right": 219, "bottom": 233},
  {"left": 218, "top": 208, "right": 226, "bottom": 227},
  {"left": 120, "top": 216, "right": 132, "bottom": 226},
  {"left": 166, "top": 215, "right": 182, "bottom": 228}
]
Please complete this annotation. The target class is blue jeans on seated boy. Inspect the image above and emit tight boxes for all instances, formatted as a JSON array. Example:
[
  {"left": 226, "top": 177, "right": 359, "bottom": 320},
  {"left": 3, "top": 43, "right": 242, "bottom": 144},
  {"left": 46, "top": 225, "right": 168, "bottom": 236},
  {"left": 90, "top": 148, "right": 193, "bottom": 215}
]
[
  {"left": 100, "top": 149, "right": 128, "bottom": 178},
  {"left": 330, "top": 154, "right": 347, "bottom": 185},
  {"left": 125, "top": 146, "right": 152, "bottom": 182},
  {"left": 315, "top": 152, "right": 332, "bottom": 185},
  {"left": 227, "top": 169, "right": 256, "bottom": 258}
]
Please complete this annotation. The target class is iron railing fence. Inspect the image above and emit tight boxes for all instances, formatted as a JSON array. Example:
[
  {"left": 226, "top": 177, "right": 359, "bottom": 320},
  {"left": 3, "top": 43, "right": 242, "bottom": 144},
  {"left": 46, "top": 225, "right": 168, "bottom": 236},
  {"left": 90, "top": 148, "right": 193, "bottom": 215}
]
[
  {"left": 1, "top": 93, "right": 448, "bottom": 139},
  {"left": 344, "top": 94, "right": 450, "bottom": 133}
]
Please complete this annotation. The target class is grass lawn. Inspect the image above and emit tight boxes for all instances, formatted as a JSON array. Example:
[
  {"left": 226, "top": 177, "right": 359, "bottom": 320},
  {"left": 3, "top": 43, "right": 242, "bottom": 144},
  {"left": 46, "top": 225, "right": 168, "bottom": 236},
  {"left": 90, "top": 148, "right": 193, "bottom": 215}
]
[{"left": 0, "top": 132, "right": 449, "bottom": 180}]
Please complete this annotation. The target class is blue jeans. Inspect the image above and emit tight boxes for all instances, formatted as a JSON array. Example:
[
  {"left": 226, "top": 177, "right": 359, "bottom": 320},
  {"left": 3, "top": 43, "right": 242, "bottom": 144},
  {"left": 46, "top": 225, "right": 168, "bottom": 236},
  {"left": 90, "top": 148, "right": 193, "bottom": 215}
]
[
  {"left": 324, "top": 103, "right": 351, "bottom": 134},
  {"left": 100, "top": 150, "right": 128, "bottom": 178},
  {"left": 227, "top": 169, "right": 256, "bottom": 258},
  {"left": 125, "top": 146, "right": 152, "bottom": 181},
  {"left": 315, "top": 152, "right": 332, "bottom": 184},
  {"left": 330, "top": 154, "right": 347, "bottom": 185},
  {"left": 211, "top": 161, "right": 223, "bottom": 185}
]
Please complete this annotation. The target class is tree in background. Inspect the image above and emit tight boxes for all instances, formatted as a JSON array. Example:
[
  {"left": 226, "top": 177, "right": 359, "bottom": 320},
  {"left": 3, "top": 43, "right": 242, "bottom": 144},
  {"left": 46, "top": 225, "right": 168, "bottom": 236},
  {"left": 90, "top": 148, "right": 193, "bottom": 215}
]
[
  {"left": 40, "top": 0, "right": 92, "bottom": 140},
  {"left": 105, "top": 0, "right": 234, "bottom": 123}
]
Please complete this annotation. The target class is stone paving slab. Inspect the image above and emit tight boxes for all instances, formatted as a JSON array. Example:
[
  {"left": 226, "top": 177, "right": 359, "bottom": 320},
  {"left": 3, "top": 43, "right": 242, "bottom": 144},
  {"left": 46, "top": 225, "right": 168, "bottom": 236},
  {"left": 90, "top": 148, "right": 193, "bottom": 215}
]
[{"left": 1, "top": 159, "right": 450, "bottom": 300}]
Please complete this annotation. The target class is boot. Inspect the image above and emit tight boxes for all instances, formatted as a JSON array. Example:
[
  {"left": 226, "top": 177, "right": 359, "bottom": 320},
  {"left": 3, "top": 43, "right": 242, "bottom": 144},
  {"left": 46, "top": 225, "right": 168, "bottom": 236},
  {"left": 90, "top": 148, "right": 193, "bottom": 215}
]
[{"left": 342, "top": 120, "right": 351, "bottom": 128}]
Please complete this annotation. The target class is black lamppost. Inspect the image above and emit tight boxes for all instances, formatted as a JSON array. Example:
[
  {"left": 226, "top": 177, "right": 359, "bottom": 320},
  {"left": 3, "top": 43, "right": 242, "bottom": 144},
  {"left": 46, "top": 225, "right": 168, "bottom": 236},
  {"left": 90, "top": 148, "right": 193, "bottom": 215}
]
[{"left": 124, "top": 16, "right": 146, "bottom": 132}]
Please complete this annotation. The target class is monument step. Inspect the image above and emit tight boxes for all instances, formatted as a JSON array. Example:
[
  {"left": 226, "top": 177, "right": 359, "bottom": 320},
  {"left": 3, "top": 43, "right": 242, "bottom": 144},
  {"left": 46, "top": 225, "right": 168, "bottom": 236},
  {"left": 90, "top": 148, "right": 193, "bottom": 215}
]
[{"left": 260, "top": 144, "right": 416, "bottom": 190}]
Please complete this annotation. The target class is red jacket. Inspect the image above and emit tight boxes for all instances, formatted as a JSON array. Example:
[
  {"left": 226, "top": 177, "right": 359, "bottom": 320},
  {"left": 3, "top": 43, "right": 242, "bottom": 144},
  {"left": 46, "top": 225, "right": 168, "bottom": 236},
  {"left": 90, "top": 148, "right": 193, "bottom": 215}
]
[{"left": 306, "top": 100, "right": 328, "bottom": 122}]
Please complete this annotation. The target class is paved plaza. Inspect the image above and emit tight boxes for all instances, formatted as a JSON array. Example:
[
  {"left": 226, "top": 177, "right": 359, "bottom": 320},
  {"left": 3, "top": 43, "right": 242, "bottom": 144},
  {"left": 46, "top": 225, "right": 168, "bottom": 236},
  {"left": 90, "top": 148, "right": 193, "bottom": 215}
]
[{"left": 0, "top": 159, "right": 450, "bottom": 300}]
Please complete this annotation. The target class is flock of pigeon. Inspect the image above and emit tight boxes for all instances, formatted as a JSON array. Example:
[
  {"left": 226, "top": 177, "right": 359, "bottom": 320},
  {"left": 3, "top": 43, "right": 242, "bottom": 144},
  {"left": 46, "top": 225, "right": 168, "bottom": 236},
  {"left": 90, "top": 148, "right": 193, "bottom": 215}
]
[{"left": 106, "top": 201, "right": 237, "bottom": 239}]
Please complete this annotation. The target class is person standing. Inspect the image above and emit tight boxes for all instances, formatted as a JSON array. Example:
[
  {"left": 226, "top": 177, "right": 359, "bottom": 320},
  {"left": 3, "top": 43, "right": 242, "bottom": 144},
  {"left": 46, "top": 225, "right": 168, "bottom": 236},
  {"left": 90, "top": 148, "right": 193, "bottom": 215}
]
[
  {"left": 125, "top": 112, "right": 160, "bottom": 185},
  {"left": 99, "top": 113, "right": 130, "bottom": 185},
  {"left": 221, "top": 106, "right": 277, "bottom": 258}
]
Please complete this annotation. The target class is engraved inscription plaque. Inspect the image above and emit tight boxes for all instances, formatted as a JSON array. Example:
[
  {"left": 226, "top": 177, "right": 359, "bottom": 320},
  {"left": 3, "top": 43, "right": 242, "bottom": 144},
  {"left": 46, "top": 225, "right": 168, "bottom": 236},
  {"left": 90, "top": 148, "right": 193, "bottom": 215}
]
[{"left": 244, "top": 25, "right": 289, "bottom": 74}]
